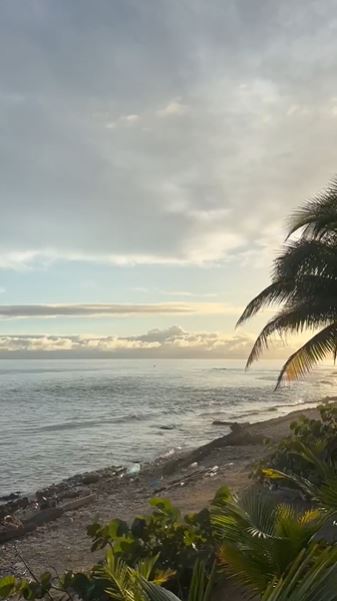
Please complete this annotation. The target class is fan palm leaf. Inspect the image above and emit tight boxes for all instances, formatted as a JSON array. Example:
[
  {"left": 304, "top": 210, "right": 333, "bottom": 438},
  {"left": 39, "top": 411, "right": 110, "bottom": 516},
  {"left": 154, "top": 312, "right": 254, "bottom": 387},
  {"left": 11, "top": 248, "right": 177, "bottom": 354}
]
[
  {"left": 262, "top": 442, "right": 337, "bottom": 511},
  {"left": 262, "top": 545, "right": 337, "bottom": 601},
  {"left": 211, "top": 486, "right": 323, "bottom": 595}
]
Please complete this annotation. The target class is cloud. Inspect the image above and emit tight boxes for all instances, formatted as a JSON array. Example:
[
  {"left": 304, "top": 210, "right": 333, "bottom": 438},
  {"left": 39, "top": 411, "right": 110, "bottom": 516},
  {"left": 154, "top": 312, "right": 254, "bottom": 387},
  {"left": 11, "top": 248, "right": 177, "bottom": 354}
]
[
  {"left": 122, "top": 114, "right": 140, "bottom": 123},
  {"left": 1, "top": 1, "right": 337, "bottom": 269},
  {"left": 0, "top": 326, "right": 295, "bottom": 358},
  {"left": 0, "top": 302, "right": 243, "bottom": 319},
  {"left": 157, "top": 99, "right": 189, "bottom": 117}
]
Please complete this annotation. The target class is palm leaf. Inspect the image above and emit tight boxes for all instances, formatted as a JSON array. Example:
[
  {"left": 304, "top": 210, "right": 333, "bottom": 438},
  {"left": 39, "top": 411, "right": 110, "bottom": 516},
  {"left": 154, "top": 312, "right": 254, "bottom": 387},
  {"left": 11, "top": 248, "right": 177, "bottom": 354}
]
[
  {"left": 274, "top": 239, "right": 337, "bottom": 280},
  {"left": 217, "top": 541, "right": 272, "bottom": 594},
  {"left": 275, "top": 323, "right": 337, "bottom": 387},
  {"left": 236, "top": 281, "right": 293, "bottom": 326},
  {"left": 286, "top": 178, "right": 337, "bottom": 241},
  {"left": 102, "top": 550, "right": 135, "bottom": 601},
  {"left": 140, "top": 561, "right": 214, "bottom": 601},
  {"left": 246, "top": 304, "right": 337, "bottom": 369},
  {"left": 262, "top": 545, "right": 337, "bottom": 601},
  {"left": 141, "top": 580, "right": 180, "bottom": 601}
]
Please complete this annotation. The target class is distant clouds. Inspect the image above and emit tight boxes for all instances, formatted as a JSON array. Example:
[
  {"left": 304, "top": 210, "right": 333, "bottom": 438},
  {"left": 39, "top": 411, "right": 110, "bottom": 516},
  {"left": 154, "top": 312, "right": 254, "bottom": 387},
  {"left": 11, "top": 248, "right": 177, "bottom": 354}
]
[
  {"left": 0, "top": 302, "right": 243, "bottom": 319},
  {"left": 0, "top": 326, "right": 293, "bottom": 358}
]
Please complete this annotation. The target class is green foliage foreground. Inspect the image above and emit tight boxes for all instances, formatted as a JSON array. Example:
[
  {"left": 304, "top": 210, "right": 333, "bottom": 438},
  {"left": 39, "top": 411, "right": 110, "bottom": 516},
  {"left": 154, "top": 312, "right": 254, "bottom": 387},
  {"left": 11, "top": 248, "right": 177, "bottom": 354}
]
[
  {"left": 3, "top": 405, "right": 337, "bottom": 601},
  {"left": 1, "top": 485, "right": 336, "bottom": 601}
]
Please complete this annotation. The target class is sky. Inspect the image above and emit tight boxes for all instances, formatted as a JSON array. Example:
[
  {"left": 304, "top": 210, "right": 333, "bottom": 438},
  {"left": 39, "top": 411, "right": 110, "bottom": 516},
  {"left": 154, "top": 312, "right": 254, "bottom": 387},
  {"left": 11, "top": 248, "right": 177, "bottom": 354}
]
[{"left": 0, "top": 0, "right": 337, "bottom": 358}]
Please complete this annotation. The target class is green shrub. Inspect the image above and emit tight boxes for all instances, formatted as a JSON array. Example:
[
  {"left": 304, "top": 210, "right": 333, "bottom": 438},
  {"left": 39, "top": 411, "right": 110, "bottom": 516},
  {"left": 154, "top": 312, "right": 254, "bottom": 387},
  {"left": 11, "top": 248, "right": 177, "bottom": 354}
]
[
  {"left": 0, "top": 485, "right": 336, "bottom": 601},
  {"left": 87, "top": 497, "right": 214, "bottom": 596},
  {"left": 252, "top": 403, "right": 337, "bottom": 483}
]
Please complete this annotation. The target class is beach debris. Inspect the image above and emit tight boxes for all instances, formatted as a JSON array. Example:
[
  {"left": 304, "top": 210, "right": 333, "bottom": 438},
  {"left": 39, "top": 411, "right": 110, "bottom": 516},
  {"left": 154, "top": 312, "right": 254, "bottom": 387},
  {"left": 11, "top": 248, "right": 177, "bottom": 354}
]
[
  {"left": 36, "top": 492, "right": 55, "bottom": 510},
  {"left": 190, "top": 462, "right": 198, "bottom": 468},
  {"left": 206, "top": 465, "right": 219, "bottom": 478},
  {"left": 127, "top": 463, "right": 141, "bottom": 475},
  {"left": 2, "top": 514, "right": 23, "bottom": 529},
  {"left": 0, "top": 493, "right": 96, "bottom": 544}
]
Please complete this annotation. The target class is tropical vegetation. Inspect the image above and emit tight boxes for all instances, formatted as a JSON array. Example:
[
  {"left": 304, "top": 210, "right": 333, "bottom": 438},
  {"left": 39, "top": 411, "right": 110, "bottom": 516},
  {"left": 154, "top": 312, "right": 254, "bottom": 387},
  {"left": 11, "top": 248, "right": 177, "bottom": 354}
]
[
  {"left": 3, "top": 405, "right": 337, "bottom": 601},
  {"left": 237, "top": 179, "right": 337, "bottom": 387},
  {"left": 5, "top": 189, "right": 337, "bottom": 600}
]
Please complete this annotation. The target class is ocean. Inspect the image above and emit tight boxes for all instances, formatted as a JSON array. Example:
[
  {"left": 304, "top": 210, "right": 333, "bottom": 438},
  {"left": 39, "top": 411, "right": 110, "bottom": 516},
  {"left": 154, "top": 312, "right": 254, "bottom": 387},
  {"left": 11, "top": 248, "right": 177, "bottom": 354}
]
[{"left": 0, "top": 358, "right": 335, "bottom": 497}]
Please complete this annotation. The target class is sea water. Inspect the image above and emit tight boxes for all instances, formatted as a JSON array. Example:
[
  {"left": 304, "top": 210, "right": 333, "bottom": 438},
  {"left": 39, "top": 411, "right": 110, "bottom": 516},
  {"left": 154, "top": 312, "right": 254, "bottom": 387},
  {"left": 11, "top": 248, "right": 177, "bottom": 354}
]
[{"left": 0, "top": 358, "right": 335, "bottom": 496}]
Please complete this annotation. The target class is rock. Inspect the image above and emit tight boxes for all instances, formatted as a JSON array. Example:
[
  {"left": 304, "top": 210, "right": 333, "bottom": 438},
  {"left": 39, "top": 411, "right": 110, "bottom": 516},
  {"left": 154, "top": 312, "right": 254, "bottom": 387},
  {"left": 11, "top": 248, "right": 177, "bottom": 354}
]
[
  {"left": 0, "top": 492, "right": 21, "bottom": 502},
  {"left": 227, "top": 423, "right": 267, "bottom": 445},
  {"left": 212, "top": 420, "right": 232, "bottom": 426},
  {"left": 81, "top": 473, "right": 100, "bottom": 485}
]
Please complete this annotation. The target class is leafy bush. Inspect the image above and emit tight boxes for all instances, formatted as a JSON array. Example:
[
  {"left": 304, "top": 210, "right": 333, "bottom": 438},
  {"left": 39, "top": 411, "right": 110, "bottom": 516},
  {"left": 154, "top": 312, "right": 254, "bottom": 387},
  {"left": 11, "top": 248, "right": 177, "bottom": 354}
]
[
  {"left": 87, "top": 497, "right": 214, "bottom": 596},
  {"left": 1, "top": 481, "right": 336, "bottom": 601},
  {"left": 0, "top": 552, "right": 174, "bottom": 601},
  {"left": 252, "top": 403, "right": 337, "bottom": 483}
]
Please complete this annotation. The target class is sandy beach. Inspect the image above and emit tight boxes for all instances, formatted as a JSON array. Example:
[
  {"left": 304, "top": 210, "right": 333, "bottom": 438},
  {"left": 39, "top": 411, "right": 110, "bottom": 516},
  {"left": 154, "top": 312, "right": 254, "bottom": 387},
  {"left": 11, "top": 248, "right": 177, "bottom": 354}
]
[{"left": 0, "top": 406, "right": 322, "bottom": 578}]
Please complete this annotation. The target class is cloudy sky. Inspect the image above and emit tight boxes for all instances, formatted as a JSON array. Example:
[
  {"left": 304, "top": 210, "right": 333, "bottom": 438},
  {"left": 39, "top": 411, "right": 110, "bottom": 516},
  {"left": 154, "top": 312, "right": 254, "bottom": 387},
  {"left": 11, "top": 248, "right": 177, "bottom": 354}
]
[{"left": 0, "top": 0, "right": 336, "bottom": 357}]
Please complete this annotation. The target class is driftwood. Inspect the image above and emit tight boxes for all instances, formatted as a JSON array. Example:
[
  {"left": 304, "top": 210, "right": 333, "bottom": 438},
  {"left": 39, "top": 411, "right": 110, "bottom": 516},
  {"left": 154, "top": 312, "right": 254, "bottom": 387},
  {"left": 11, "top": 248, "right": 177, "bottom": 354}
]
[{"left": 0, "top": 493, "right": 96, "bottom": 544}]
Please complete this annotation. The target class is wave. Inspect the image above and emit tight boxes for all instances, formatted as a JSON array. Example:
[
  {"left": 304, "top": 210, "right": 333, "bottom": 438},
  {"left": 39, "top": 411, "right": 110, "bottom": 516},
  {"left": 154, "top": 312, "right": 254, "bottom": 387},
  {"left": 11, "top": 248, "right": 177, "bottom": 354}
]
[{"left": 33, "top": 413, "right": 152, "bottom": 433}]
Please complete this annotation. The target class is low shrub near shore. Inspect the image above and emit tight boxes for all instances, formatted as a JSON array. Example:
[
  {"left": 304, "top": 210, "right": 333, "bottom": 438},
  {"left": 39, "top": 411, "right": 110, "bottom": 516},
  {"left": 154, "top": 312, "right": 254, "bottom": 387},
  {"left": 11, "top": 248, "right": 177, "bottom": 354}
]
[
  {"left": 3, "top": 403, "right": 337, "bottom": 601},
  {"left": 88, "top": 497, "right": 214, "bottom": 596},
  {"left": 252, "top": 402, "right": 337, "bottom": 483},
  {"left": 0, "top": 486, "right": 336, "bottom": 601}
]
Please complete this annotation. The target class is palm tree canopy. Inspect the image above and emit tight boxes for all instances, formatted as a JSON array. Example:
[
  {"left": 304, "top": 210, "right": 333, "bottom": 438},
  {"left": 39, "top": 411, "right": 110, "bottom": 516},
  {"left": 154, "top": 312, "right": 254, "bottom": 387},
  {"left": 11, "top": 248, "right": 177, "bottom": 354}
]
[
  {"left": 287, "top": 178, "right": 337, "bottom": 241},
  {"left": 237, "top": 179, "right": 337, "bottom": 386}
]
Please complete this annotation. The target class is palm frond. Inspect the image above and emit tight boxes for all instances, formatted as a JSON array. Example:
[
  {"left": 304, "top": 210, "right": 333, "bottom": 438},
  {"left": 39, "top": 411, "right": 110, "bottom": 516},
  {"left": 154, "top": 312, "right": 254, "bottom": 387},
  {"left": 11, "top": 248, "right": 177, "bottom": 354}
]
[
  {"left": 274, "top": 239, "right": 337, "bottom": 281},
  {"left": 286, "top": 178, "right": 337, "bottom": 241},
  {"left": 140, "top": 561, "right": 214, "bottom": 601},
  {"left": 187, "top": 560, "right": 215, "bottom": 601},
  {"left": 217, "top": 542, "right": 272, "bottom": 594},
  {"left": 102, "top": 550, "right": 135, "bottom": 601},
  {"left": 262, "top": 545, "right": 337, "bottom": 601},
  {"left": 211, "top": 487, "right": 276, "bottom": 541},
  {"left": 140, "top": 580, "right": 180, "bottom": 601},
  {"left": 246, "top": 304, "right": 336, "bottom": 369},
  {"left": 275, "top": 323, "right": 337, "bottom": 387},
  {"left": 236, "top": 282, "right": 292, "bottom": 326}
]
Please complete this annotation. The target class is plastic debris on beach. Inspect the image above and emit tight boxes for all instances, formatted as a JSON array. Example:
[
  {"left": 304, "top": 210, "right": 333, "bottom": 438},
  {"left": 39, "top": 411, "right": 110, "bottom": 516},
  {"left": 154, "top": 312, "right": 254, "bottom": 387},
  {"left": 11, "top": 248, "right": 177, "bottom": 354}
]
[
  {"left": 127, "top": 463, "right": 141, "bottom": 475},
  {"left": 207, "top": 465, "right": 219, "bottom": 478}
]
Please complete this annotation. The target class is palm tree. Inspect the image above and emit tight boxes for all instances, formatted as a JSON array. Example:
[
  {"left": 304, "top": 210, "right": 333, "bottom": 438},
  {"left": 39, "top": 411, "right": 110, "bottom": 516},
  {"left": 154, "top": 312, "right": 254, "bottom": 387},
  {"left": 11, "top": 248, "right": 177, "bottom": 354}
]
[
  {"left": 237, "top": 179, "right": 337, "bottom": 387},
  {"left": 143, "top": 546, "right": 337, "bottom": 601},
  {"left": 210, "top": 486, "right": 324, "bottom": 595}
]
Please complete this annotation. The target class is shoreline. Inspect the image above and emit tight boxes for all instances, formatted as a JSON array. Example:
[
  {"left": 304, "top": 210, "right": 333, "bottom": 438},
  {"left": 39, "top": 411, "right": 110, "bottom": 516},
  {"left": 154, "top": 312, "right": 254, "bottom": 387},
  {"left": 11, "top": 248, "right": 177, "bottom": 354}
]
[
  {"left": 0, "top": 403, "right": 328, "bottom": 577},
  {"left": 1, "top": 395, "right": 331, "bottom": 503}
]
